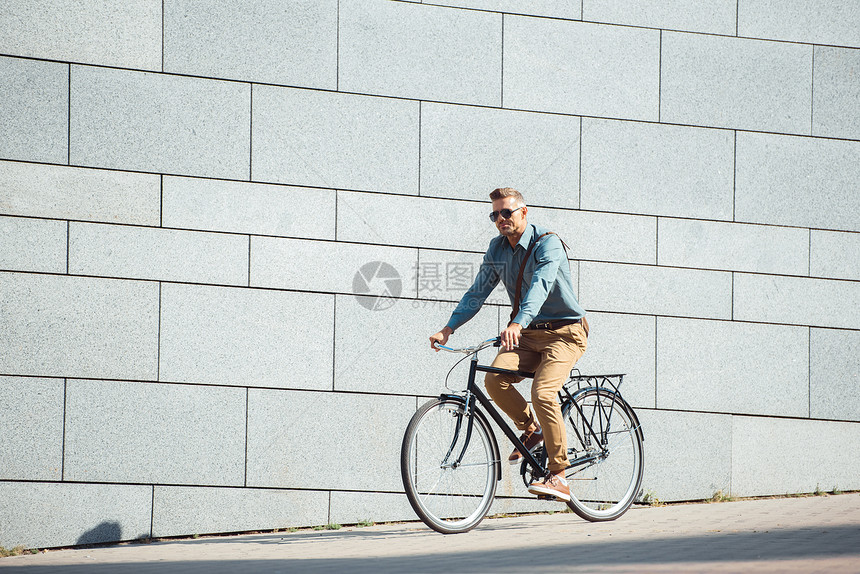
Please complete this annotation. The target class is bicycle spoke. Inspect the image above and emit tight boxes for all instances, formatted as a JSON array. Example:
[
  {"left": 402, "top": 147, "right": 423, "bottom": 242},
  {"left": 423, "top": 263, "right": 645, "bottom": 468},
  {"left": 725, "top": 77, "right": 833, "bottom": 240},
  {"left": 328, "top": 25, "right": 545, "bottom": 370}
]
[
  {"left": 562, "top": 389, "right": 644, "bottom": 521},
  {"left": 402, "top": 399, "right": 498, "bottom": 532}
]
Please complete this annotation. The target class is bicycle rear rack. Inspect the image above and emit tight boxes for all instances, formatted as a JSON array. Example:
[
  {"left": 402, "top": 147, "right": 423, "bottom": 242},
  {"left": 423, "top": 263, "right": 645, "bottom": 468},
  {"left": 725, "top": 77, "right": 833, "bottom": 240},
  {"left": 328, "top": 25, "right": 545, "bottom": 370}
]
[{"left": 565, "top": 371, "right": 626, "bottom": 395}]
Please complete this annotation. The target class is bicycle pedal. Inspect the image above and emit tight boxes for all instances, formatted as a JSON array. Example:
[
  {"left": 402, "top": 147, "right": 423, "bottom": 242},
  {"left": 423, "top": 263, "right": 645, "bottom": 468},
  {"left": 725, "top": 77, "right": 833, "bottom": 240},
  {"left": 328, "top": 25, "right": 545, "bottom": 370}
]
[{"left": 537, "top": 494, "right": 559, "bottom": 501}]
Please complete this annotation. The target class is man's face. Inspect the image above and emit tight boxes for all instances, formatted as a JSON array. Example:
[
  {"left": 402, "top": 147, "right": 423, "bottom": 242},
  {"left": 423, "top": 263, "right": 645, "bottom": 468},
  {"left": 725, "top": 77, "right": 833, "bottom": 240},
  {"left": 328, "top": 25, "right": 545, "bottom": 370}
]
[{"left": 492, "top": 196, "right": 527, "bottom": 238}]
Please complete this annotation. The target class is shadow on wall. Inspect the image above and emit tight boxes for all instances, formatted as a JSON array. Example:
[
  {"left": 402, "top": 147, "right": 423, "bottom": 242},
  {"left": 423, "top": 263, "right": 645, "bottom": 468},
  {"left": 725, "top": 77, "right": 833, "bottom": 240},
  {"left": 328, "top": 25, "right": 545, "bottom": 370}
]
[{"left": 75, "top": 521, "right": 122, "bottom": 546}]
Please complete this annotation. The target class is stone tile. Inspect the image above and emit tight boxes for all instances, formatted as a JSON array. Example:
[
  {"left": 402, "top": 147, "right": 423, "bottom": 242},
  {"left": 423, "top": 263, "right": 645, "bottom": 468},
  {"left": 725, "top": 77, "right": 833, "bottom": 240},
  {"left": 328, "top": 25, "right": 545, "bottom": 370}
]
[
  {"left": 574, "top": 313, "right": 656, "bottom": 409},
  {"left": 813, "top": 46, "right": 860, "bottom": 140},
  {"left": 0, "top": 481, "right": 152, "bottom": 549},
  {"left": 533, "top": 206, "right": 657, "bottom": 265},
  {"left": 661, "top": 32, "right": 812, "bottom": 134},
  {"left": 153, "top": 486, "right": 329, "bottom": 538},
  {"left": 738, "top": 0, "right": 860, "bottom": 49},
  {"left": 159, "top": 284, "right": 333, "bottom": 389},
  {"left": 657, "top": 318, "right": 809, "bottom": 417},
  {"left": 70, "top": 66, "right": 250, "bottom": 179},
  {"left": 489, "top": 496, "right": 551, "bottom": 516},
  {"left": 658, "top": 218, "right": 809, "bottom": 275},
  {"left": 430, "top": 1, "right": 580, "bottom": 19},
  {"left": 329, "top": 492, "right": 415, "bottom": 526},
  {"left": 732, "top": 416, "right": 860, "bottom": 497},
  {"left": 810, "top": 230, "right": 860, "bottom": 281},
  {"left": 0, "top": 216, "right": 67, "bottom": 273},
  {"left": 246, "top": 389, "right": 414, "bottom": 491},
  {"left": 0, "top": 273, "right": 159, "bottom": 379},
  {"left": 251, "top": 237, "right": 417, "bottom": 297},
  {"left": 580, "top": 119, "right": 734, "bottom": 220},
  {"left": 735, "top": 132, "right": 860, "bottom": 232},
  {"left": 0, "top": 161, "right": 160, "bottom": 225},
  {"left": 339, "top": 0, "right": 502, "bottom": 106},
  {"left": 334, "top": 294, "right": 499, "bottom": 396},
  {"left": 337, "top": 191, "right": 496, "bottom": 252},
  {"left": 0, "top": 57, "right": 68, "bottom": 164},
  {"left": 584, "top": 0, "right": 737, "bottom": 35},
  {"left": 734, "top": 273, "right": 860, "bottom": 330},
  {"left": 162, "top": 176, "right": 335, "bottom": 239},
  {"left": 164, "top": 0, "right": 337, "bottom": 89},
  {"left": 420, "top": 103, "right": 580, "bottom": 208},
  {"left": 64, "top": 380, "right": 245, "bottom": 485},
  {"left": 810, "top": 328, "right": 860, "bottom": 422},
  {"left": 416, "top": 249, "right": 520, "bottom": 305},
  {"left": 579, "top": 262, "right": 732, "bottom": 320},
  {"left": 0, "top": 1, "right": 160, "bottom": 70},
  {"left": 69, "top": 222, "right": 248, "bottom": 285},
  {"left": 504, "top": 17, "right": 660, "bottom": 120},
  {"left": 252, "top": 86, "right": 418, "bottom": 194},
  {"left": 0, "top": 377, "right": 63, "bottom": 480},
  {"left": 636, "top": 409, "right": 732, "bottom": 501}
]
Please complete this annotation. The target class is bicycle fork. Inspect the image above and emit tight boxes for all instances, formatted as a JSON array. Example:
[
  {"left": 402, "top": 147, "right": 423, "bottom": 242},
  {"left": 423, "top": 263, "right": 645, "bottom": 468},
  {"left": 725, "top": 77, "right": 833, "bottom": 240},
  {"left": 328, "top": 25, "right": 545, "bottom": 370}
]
[{"left": 443, "top": 353, "right": 550, "bottom": 479}]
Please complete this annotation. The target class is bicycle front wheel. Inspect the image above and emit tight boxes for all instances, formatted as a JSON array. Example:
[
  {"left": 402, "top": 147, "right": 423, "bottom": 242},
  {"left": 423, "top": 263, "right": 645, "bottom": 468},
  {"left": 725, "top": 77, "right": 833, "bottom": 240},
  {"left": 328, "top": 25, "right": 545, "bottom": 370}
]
[
  {"left": 562, "top": 388, "right": 644, "bottom": 521},
  {"left": 401, "top": 398, "right": 499, "bottom": 534}
]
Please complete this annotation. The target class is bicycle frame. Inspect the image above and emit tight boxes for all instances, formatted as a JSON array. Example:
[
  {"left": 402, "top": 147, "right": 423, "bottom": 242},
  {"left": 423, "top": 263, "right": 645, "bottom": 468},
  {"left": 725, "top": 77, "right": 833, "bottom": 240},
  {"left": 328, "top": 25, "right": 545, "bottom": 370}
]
[{"left": 442, "top": 348, "right": 622, "bottom": 481}]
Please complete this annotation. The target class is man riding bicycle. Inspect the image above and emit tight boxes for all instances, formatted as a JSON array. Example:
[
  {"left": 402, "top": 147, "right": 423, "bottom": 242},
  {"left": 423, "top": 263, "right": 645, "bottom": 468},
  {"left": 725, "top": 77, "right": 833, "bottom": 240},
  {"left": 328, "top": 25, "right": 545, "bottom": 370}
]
[{"left": 430, "top": 187, "right": 588, "bottom": 501}]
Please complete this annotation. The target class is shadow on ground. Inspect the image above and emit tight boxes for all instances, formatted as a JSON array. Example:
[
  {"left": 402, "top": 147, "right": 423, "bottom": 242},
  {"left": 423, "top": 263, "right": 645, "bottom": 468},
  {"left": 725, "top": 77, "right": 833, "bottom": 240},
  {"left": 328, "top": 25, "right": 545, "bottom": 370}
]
[{"left": 2, "top": 523, "right": 859, "bottom": 573}]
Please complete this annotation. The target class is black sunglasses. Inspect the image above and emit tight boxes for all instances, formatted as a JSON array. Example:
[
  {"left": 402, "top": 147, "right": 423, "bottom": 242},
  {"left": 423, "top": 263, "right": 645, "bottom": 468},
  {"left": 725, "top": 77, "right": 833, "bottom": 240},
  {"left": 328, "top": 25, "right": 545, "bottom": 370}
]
[{"left": 489, "top": 206, "right": 523, "bottom": 222}]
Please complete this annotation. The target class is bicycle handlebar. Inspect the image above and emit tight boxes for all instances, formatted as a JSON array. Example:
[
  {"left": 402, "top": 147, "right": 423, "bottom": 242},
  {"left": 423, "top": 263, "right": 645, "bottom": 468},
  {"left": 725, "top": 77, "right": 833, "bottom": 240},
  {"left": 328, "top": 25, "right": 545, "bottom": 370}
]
[{"left": 434, "top": 337, "right": 500, "bottom": 354}]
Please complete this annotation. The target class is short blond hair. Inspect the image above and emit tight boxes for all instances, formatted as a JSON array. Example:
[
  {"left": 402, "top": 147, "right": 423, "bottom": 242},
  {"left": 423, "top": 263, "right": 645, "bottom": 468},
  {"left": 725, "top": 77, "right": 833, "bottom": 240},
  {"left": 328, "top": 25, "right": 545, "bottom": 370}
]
[{"left": 489, "top": 187, "right": 525, "bottom": 205}]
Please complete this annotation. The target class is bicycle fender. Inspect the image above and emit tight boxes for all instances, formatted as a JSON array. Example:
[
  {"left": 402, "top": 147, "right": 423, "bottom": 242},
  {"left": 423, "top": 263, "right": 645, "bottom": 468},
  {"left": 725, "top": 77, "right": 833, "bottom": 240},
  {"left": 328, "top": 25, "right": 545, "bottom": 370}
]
[{"left": 566, "top": 386, "right": 644, "bottom": 443}]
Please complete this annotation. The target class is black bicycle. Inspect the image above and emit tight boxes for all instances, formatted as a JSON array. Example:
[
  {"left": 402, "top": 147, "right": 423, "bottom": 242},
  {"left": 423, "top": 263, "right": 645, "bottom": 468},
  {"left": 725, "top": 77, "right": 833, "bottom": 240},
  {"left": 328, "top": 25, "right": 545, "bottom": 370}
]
[{"left": 401, "top": 337, "right": 644, "bottom": 534}]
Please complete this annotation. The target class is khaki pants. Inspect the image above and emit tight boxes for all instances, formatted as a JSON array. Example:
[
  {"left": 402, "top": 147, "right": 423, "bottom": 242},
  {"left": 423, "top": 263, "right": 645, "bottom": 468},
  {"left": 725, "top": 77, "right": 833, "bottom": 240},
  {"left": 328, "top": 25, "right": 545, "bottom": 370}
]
[{"left": 484, "top": 323, "right": 588, "bottom": 472}]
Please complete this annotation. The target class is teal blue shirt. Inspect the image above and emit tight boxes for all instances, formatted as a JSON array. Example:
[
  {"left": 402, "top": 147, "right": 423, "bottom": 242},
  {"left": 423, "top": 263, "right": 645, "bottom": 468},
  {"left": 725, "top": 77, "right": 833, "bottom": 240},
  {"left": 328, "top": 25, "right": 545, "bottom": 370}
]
[{"left": 446, "top": 223, "right": 585, "bottom": 331}]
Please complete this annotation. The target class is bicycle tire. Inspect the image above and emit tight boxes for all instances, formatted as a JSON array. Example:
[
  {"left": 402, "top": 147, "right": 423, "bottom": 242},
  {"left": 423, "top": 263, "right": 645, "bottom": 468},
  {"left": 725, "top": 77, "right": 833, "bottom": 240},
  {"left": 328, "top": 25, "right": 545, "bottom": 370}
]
[
  {"left": 401, "top": 397, "right": 499, "bottom": 534},
  {"left": 562, "top": 388, "right": 644, "bottom": 521}
]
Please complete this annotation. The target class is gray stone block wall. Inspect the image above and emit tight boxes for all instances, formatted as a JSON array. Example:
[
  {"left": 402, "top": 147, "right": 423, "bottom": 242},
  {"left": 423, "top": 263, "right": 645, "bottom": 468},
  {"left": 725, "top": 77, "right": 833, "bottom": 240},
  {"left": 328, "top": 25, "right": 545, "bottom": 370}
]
[
  {"left": 0, "top": 161, "right": 161, "bottom": 225},
  {"left": 504, "top": 18, "right": 661, "bottom": 120},
  {"left": 152, "top": 486, "right": 329, "bottom": 538},
  {"left": 0, "top": 377, "right": 64, "bottom": 481},
  {"left": 340, "top": 0, "right": 502, "bottom": 105},
  {"left": 661, "top": 33, "right": 812, "bottom": 134},
  {"left": 0, "top": 273, "right": 160, "bottom": 380},
  {"left": 71, "top": 66, "right": 251, "bottom": 179},
  {"left": 580, "top": 119, "right": 735, "bottom": 220},
  {"left": 584, "top": 0, "right": 738, "bottom": 35},
  {"left": 735, "top": 133, "right": 860, "bottom": 232},
  {"left": 1, "top": 0, "right": 858, "bottom": 550},
  {"left": 0, "top": 482, "right": 153, "bottom": 550},
  {"left": 163, "top": 0, "right": 339, "bottom": 89},
  {"left": 64, "top": 380, "right": 247, "bottom": 485},
  {"left": 0, "top": 56, "right": 68, "bottom": 164},
  {"left": 420, "top": 103, "right": 581, "bottom": 206},
  {"left": 0, "top": 216, "right": 67, "bottom": 273},
  {"left": 252, "top": 86, "right": 419, "bottom": 192},
  {"left": 0, "top": 1, "right": 162, "bottom": 70}
]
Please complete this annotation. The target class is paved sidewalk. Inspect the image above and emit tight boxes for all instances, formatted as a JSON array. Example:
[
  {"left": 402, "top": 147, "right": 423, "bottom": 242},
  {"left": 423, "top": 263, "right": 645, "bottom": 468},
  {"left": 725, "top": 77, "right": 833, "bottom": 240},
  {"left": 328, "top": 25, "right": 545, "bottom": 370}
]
[{"left": 2, "top": 494, "right": 859, "bottom": 573}]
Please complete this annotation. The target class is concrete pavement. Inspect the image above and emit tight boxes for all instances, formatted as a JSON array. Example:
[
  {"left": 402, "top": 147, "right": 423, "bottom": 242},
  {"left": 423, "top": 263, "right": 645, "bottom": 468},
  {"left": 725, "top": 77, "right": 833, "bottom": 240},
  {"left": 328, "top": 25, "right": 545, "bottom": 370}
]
[{"left": 2, "top": 493, "right": 859, "bottom": 573}]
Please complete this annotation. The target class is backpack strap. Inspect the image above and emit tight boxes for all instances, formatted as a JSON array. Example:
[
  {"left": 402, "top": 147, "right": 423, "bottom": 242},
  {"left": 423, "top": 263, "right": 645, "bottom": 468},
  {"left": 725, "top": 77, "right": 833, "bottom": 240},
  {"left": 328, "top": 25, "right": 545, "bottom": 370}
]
[{"left": 510, "top": 232, "right": 556, "bottom": 323}]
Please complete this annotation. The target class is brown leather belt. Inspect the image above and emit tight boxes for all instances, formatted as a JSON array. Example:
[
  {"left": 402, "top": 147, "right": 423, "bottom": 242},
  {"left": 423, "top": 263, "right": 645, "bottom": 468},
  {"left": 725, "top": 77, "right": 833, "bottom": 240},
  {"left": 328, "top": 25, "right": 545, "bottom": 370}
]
[{"left": 525, "top": 318, "right": 582, "bottom": 330}]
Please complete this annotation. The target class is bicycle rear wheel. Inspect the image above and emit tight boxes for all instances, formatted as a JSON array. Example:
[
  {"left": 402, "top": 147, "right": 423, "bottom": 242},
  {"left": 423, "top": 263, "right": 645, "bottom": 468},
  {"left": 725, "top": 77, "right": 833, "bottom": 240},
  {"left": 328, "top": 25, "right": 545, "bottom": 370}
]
[
  {"left": 562, "top": 388, "right": 644, "bottom": 521},
  {"left": 401, "top": 397, "right": 499, "bottom": 534}
]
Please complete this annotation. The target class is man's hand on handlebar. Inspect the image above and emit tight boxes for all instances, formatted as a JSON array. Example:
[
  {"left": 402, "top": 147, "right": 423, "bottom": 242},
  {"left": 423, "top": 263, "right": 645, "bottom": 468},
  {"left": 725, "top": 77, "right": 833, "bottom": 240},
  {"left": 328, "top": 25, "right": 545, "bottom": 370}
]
[
  {"left": 429, "top": 326, "right": 453, "bottom": 351},
  {"left": 500, "top": 322, "right": 522, "bottom": 351}
]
